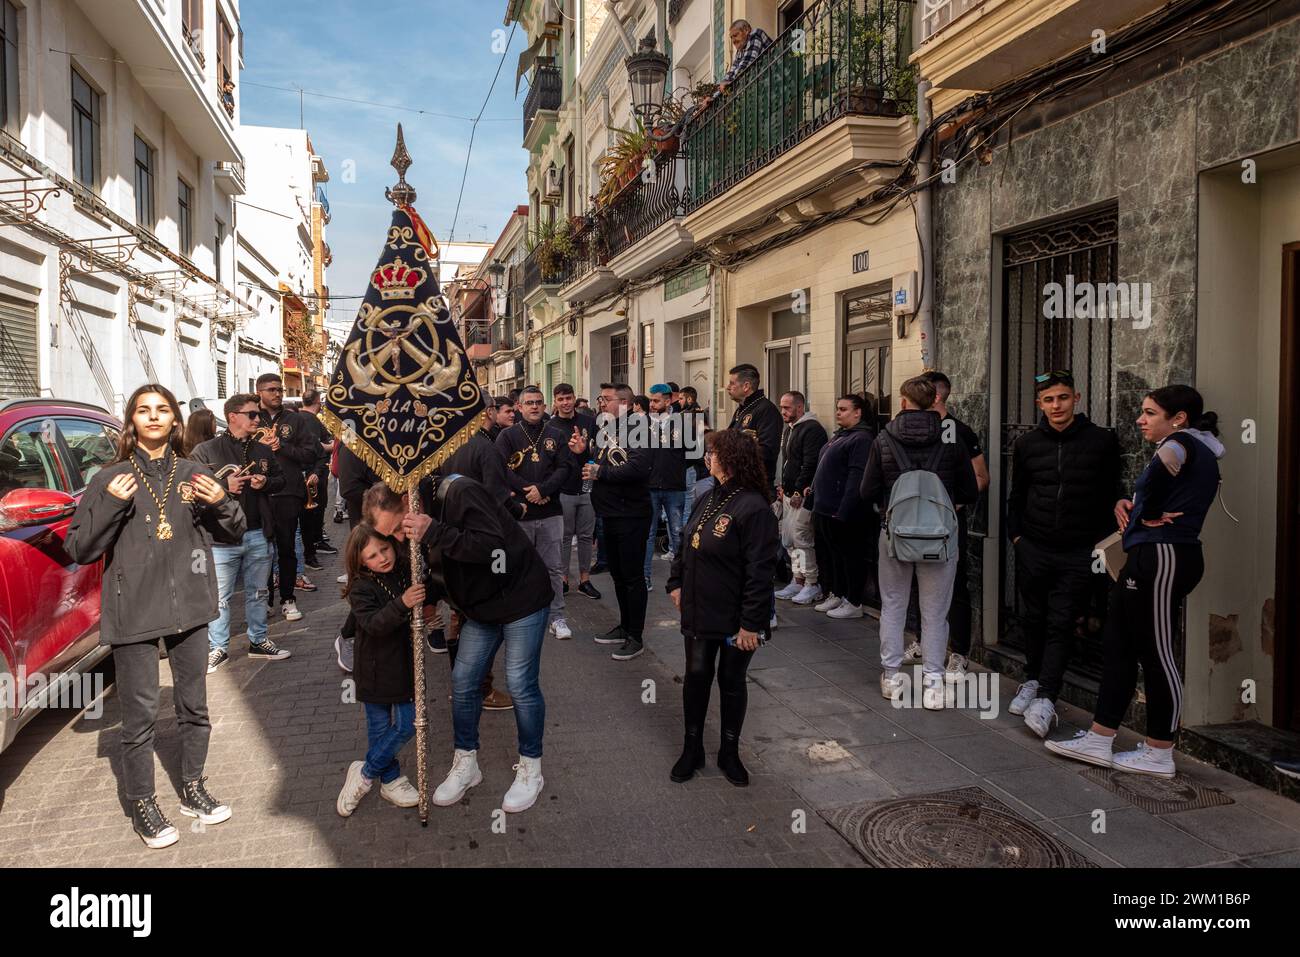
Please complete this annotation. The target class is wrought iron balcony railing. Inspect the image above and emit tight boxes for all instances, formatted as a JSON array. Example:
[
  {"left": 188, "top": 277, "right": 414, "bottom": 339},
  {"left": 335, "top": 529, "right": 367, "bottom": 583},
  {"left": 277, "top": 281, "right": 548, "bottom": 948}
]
[
  {"left": 683, "top": 0, "right": 915, "bottom": 212},
  {"left": 522, "top": 240, "right": 574, "bottom": 297},
  {"left": 522, "top": 60, "right": 563, "bottom": 141}
]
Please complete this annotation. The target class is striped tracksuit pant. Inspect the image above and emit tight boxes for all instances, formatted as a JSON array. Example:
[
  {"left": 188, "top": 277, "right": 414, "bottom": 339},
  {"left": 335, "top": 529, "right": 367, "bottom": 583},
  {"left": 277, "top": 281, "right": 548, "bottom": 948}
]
[{"left": 1094, "top": 541, "right": 1204, "bottom": 742}]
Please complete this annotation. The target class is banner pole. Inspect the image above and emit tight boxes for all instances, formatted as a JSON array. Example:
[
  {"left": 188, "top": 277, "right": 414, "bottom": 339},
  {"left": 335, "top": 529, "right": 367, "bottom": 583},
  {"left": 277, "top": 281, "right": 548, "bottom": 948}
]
[{"left": 407, "top": 476, "right": 430, "bottom": 827}]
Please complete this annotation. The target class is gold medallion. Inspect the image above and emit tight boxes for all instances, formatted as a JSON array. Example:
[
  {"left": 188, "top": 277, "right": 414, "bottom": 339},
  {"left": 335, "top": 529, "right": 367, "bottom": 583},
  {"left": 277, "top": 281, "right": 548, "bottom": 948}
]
[
  {"left": 531, "top": 451, "right": 540, "bottom": 463},
  {"left": 155, "top": 518, "right": 174, "bottom": 541},
  {"left": 691, "top": 531, "right": 701, "bottom": 550}
]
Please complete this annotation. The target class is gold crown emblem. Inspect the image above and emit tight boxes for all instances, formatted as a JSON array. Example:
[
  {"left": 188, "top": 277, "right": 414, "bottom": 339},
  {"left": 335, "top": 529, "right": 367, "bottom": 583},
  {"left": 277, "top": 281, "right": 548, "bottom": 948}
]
[{"left": 371, "top": 257, "right": 426, "bottom": 301}]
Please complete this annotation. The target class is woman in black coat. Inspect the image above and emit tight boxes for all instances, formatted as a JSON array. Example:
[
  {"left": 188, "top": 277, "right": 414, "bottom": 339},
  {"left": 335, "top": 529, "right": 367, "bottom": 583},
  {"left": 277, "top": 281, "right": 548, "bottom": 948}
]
[
  {"left": 65, "top": 384, "right": 245, "bottom": 850},
  {"left": 810, "top": 394, "right": 876, "bottom": 618},
  {"left": 667, "top": 429, "right": 779, "bottom": 787}
]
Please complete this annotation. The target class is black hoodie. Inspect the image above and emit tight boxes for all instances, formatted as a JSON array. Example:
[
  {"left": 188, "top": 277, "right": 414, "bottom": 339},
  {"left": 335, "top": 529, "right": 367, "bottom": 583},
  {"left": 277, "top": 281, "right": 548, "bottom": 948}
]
[
  {"left": 811, "top": 421, "right": 875, "bottom": 523},
  {"left": 860, "top": 410, "right": 978, "bottom": 509}
]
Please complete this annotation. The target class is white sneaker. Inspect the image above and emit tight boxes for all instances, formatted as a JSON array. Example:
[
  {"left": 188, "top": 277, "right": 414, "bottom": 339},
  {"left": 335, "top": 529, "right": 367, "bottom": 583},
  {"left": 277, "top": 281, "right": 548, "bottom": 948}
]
[
  {"left": 943, "top": 652, "right": 968, "bottom": 684},
  {"left": 1044, "top": 730, "right": 1115, "bottom": 769},
  {"left": 792, "top": 583, "right": 823, "bottom": 605},
  {"left": 281, "top": 599, "right": 303, "bottom": 622},
  {"left": 433, "top": 749, "right": 482, "bottom": 806},
  {"left": 902, "top": 640, "right": 922, "bottom": 663},
  {"left": 501, "top": 755, "right": 544, "bottom": 813},
  {"left": 922, "top": 673, "right": 944, "bottom": 710},
  {"left": 769, "top": 612, "right": 779, "bottom": 631},
  {"left": 827, "top": 601, "right": 863, "bottom": 619},
  {"left": 551, "top": 618, "right": 572, "bottom": 640},
  {"left": 380, "top": 775, "right": 420, "bottom": 807},
  {"left": 1113, "top": 742, "right": 1177, "bottom": 778},
  {"left": 1023, "top": 697, "right": 1058, "bottom": 738},
  {"left": 336, "top": 572, "right": 348, "bottom": 585},
  {"left": 814, "top": 595, "right": 843, "bottom": 613},
  {"left": 775, "top": 581, "right": 802, "bottom": 601},
  {"left": 658, "top": 550, "right": 674, "bottom": 562},
  {"left": 880, "top": 671, "right": 908, "bottom": 702},
  {"left": 1008, "top": 679, "right": 1040, "bottom": 715},
  {"left": 336, "top": 760, "right": 372, "bottom": 817}
]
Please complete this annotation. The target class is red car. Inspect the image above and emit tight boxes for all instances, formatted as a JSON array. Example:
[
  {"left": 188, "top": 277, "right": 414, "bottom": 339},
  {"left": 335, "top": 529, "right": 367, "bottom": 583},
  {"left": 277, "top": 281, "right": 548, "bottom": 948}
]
[{"left": 0, "top": 398, "right": 122, "bottom": 754}]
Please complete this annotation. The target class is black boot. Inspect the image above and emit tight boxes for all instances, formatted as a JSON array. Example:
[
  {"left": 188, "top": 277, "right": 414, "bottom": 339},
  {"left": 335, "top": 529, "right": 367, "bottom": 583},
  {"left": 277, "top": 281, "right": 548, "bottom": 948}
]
[
  {"left": 717, "top": 688, "right": 749, "bottom": 787},
  {"left": 670, "top": 728, "right": 706, "bottom": 783}
]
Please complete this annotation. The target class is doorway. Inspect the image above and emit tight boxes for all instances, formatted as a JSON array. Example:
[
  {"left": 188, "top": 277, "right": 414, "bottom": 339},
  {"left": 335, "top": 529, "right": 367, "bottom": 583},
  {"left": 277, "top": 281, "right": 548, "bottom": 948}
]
[
  {"left": 1277, "top": 242, "right": 1300, "bottom": 732},
  {"left": 843, "top": 285, "right": 893, "bottom": 431}
]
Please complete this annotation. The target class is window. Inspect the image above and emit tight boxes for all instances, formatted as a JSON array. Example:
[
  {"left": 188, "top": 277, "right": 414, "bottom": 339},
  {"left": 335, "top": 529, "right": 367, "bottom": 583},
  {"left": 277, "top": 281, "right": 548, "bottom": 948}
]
[
  {"left": 214, "top": 220, "right": 226, "bottom": 282},
  {"left": 216, "top": 360, "right": 227, "bottom": 399},
  {"left": 54, "top": 418, "right": 119, "bottom": 491},
  {"left": 178, "top": 178, "right": 194, "bottom": 254},
  {"left": 182, "top": 0, "right": 204, "bottom": 56},
  {"left": 610, "top": 332, "right": 629, "bottom": 384},
  {"left": 682, "top": 315, "right": 710, "bottom": 352},
  {"left": 134, "top": 134, "right": 155, "bottom": 228},
  {"left": 217, "top": 14, "right": 233, "bottom": 88},
  {"left": 779, "top": 0, "right": 806, "bottom": 31},
  {"left": 642, "top": 323, "right": 654, "bottom": 358},
  {"left": 1, "top": 1, "right": 18, "bottom": 134},
  {"left": 771, "top": 305, "right": 810, "bottom": 339},
  {"left": 0, "top": 423, "right": 61, "bottom": 499},
  {"left": 565, "top": 139, "right": 575, "bottom": 219},
  {"left": 71, "top": 68, "right": 101, "bottom": 188}
]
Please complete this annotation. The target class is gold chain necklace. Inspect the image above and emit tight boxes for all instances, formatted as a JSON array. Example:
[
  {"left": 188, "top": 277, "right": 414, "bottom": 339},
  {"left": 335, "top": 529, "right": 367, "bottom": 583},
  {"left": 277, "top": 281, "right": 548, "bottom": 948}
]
[
  {"left": 129, "top": 452, "right": 179, "bottom": 541},
  {"left": 691, "top": 487, "right": 740, "bottom": 550},
  {"left": 520, "top": 421, "right": 545, "bottom": 463},
  {"left": 373, "top": 570, "right": 410, "bottom": 605}
]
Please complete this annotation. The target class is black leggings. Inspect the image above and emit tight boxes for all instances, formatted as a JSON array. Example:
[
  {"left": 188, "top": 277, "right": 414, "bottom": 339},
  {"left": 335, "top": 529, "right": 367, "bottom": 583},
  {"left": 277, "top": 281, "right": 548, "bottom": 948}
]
[
  {"left": 813, "top": 513, "right": 872, "bottom": 606},
  {"left": 1094, "top": 542, "right": 1204, "bottom": 742},
  {"left": 682, "top": 636, "right": 755, "bottom": 742}
]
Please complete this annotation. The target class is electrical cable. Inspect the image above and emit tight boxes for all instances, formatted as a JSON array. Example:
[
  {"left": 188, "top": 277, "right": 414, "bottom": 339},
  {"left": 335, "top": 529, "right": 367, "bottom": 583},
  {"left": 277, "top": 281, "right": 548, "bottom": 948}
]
[{"left": 449, "top": 21, "right": 519, "bottom": 241}]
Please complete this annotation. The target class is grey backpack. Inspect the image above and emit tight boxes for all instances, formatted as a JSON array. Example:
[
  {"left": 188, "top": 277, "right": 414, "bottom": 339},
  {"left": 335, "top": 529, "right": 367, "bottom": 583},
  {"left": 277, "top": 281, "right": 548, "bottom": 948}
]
[{"left": 880, "top": 433, "right": 958, "bottom": 564}]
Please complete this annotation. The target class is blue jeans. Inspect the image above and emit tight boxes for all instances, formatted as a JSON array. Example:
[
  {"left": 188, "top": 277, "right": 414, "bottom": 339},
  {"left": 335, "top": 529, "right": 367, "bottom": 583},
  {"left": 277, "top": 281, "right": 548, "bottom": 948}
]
[
  {"left": 452, "top": 607, "right": 548, "bottom": 758},
  {"left": 362, "top": 701, "right": 415, "bottom": 783},
  {"left": 644, "top": 489, "right": 686, "bottom": 579},
  {"left": 210, "top": 531, "right": 273, "bottom": 652}
]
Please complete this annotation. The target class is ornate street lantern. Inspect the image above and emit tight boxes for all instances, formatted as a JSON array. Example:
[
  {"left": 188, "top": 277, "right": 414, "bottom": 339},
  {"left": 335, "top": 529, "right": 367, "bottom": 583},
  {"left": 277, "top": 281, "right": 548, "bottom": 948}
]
[{"left": 625, "top": 36, "right": 670, "bottom": 127}]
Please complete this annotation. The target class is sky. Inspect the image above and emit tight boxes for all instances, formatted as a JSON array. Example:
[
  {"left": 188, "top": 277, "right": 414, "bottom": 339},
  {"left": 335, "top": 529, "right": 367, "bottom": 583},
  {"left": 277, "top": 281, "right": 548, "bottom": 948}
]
[{"left": 237, "top": 0, "right": 528, "bottom": 331}]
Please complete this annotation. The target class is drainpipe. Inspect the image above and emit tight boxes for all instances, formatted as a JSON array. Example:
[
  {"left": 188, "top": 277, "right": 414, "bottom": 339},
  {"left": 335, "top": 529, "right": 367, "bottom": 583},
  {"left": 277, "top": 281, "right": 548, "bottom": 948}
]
[{"left": 915, "top": 78, "right": 935, "bottom": 370}]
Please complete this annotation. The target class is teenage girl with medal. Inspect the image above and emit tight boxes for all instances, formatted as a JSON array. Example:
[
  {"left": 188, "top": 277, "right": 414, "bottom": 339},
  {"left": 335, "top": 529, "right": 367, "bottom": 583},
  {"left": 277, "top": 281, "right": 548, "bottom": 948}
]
[
  {"left": 65, "top": 384, "right": 245, "bottom": 849},
  {"left": 666, "top": 429, "right": 779, "bottom": 787}
]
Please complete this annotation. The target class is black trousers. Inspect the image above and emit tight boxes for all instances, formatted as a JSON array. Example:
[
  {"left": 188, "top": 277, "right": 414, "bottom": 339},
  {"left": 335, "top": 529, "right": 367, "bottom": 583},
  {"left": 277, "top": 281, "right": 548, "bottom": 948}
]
[
  {"left": 269, "top": 497, "right": 303, "bottom": 603},
  {"left": 683, "top": 636, "right": 754, "bottom": 743},
  {"left": 1015, "top": 536, "right": 1095, "bottom": 701},
  {"left": 603, "top": 514, "right": 651, "bottom": 639},
  {"left": 813, "top": 513, "right": 872, "bottom": 606},
  {"left": 113, "top": 626, "right": 211, "bottom": 801},
  {"left": 948, "top": 511, "right": 972, "bottom": 655},
  {"left": 300, "top": 490, "right": 325, "bottom": 558},
  {"left": 340, "top": 495, "right": 365, "bottom": 641},
  {"left": 1094, "top": 542, "right": 1203, "bottom": 742}
]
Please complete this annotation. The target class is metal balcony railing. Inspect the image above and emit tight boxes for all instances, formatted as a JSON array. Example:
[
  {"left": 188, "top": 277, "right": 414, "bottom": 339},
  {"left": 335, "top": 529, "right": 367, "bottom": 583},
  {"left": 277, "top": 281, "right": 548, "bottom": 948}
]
[
  {"left": 522, "top": 240, "right": 574, "bottom": 297},
  {"left": 522, "top": 60, "right": 563, "bottom": 141},
  {"left": 921, "top": 0, "right": 987, "bottom": 41},
  {"left": 684, "top": 0, "right": 915, "bottom": 212}
]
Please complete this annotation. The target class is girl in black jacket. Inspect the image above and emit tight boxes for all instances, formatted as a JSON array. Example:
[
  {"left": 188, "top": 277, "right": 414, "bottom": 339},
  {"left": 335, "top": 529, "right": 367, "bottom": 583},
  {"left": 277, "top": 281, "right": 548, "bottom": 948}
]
[
  {"left": 336, "top": 523, "right": 425, "bottom": 817},
  {"left": 65, "top": 384, "right": 244, "bottom": 850},
  {"left": 667, "top": 429, "right": 779, "bottom": 787}
]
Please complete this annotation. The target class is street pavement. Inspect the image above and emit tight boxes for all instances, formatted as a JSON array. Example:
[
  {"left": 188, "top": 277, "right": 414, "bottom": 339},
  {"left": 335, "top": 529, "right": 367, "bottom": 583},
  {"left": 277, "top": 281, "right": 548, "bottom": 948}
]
[{"left": 2, "top": 539, "right": 1299, "bottom": 868}]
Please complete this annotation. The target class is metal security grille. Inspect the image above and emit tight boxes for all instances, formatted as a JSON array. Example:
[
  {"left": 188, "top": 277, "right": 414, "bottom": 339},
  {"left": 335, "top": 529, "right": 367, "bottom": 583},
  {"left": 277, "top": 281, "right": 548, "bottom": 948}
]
[
  {"left": 999, "top": 205, "right": 1118, "bottom": 678},
  {"left": 0, "top": 299, "right": 39, "bottom": 399}
]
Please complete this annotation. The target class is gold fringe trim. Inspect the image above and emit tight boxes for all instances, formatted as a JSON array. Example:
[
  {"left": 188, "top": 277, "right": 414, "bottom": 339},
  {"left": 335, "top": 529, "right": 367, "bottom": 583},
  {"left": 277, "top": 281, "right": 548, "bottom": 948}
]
[{"left": 320, "top": 407, "right": 481, "bottom": 494}]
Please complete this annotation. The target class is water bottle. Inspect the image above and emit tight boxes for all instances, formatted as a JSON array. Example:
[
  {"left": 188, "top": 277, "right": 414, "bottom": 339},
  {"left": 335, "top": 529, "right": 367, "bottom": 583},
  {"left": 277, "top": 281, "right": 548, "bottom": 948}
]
[{"left": 582, "top": 458, "right": 595, "bottom": 494}]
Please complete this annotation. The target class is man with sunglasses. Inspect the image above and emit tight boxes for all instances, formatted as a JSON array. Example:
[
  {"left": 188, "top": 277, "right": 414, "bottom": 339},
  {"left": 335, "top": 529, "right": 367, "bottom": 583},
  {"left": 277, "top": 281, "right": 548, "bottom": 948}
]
[
  {"left": 1006, "top": 370, "right": 1122, "bottom": 737},
  {"left": 256, "top": 373, "right": 324, "bottom": 622}
]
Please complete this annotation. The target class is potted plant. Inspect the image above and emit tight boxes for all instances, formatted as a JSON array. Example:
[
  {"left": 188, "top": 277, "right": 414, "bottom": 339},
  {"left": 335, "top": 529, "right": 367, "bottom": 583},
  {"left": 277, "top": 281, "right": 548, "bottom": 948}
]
[{"left": 595, "top": 122, "right": 652, "bottom": 207}]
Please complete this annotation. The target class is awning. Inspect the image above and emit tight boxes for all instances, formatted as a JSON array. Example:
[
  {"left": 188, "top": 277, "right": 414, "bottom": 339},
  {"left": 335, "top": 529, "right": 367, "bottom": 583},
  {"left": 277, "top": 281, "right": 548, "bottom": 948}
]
[{"left": 515, "top": 35, "right": 546, "bottom": 94}]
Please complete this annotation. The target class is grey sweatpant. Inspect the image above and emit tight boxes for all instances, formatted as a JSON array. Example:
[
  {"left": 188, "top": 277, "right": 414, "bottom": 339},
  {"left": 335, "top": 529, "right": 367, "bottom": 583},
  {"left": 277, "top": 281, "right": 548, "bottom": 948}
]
[
  {"left": 560, "top": 492, "right": 595, "bottom": 581},
  {"left": 520, "top": 514, "right": 565, "bottom": 620},
  {"left": 877, "top": 535, "right": 958, "bottom": 677}
]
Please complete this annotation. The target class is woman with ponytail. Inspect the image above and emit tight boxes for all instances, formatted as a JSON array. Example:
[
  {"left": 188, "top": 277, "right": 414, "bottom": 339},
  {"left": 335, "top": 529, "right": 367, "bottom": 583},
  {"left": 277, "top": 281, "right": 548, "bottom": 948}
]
[{"left": 1047, "top": 385, "right": 1224, "bottom": 777}]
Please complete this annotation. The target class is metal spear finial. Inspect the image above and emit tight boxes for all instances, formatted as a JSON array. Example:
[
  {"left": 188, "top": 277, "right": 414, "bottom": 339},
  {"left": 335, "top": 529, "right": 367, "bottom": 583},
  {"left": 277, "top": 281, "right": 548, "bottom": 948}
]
[{"left": 385, "top": 123, "right": 416, "bottom": 207}]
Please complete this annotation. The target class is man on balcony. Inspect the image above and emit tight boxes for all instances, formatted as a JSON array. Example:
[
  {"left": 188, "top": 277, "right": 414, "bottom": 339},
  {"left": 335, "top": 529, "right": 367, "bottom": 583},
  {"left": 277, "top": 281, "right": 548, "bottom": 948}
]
[{"left": 718, "top": 20, "right": 774, "bottom": 94}]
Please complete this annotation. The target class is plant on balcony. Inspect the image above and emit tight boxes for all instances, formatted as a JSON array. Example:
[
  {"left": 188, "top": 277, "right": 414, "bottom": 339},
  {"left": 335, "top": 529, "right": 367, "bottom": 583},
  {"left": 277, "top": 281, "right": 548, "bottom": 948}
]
[
  {"left": 525, "top": 218, "right": 578, "bottom": 282},
  {"left": 283, "top": 315, "right": 324, "bottom": 371},
  {"left": 595, "top": 122, "right": 652, "bottom": 208},
  {"left": 798, "top": 1, "right": 917, "bottom": 117}
]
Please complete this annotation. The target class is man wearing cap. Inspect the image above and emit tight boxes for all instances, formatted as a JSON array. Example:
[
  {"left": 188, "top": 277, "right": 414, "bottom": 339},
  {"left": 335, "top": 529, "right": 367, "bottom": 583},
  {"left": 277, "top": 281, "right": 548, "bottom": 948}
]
[{"left": 644, "top": 384, "right": 688, "bottom": 589}]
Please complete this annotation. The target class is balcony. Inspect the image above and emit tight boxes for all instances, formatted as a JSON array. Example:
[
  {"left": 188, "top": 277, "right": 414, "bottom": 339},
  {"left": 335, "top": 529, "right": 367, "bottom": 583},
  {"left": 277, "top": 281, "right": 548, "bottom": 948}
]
[
  {"left": 522, "top": 60, "right": 563, "bottom": 151},
  {"left": 521, "top": 240, "right": 574, "bottom": 305},
  {"left": 920, "top": 0, "right": 987, "bottom": 40},
  {"left": 683, "top": 0, "right": 916, "bottom": 243},
  {"left": 464, "top": 319, "right": 493, "bottom": 361},
  {"left": 214, "top": 160, "right": 246, "bottom": 196}
]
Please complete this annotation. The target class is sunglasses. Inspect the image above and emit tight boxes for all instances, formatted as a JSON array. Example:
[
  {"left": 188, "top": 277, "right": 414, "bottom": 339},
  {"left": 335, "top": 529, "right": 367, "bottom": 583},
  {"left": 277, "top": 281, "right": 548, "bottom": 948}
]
[
  {"left": 230, "top": 410, "right": 261, "bottom": 420},
  {"left": 1034, "top": 370, "right": 1073, "bottom": 383},
  {"left": 259, "top": 386, "right": 284, "bottom": 394}
]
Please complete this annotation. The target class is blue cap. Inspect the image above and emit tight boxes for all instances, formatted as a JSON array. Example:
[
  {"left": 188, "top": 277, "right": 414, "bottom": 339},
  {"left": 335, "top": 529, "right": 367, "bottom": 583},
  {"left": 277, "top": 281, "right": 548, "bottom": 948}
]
[{"left": 648, "top": 383, "right": 671, "bottom": 395}]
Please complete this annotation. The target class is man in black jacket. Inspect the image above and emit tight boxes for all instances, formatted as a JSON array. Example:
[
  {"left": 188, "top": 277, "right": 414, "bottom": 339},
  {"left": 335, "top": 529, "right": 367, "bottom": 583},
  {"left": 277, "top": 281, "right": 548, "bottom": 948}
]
[
  {"left": 495, "top": 386, "right": 573, "bottom": 640},
  {"left": 644, "top": 384, "right": 689, "bottom": 589},
  {"left": 726, "top": 364, "right": 782, "bottom": 488},
  {"left": 551, "top": 382, "right": 601, "bottom": 600},
  {"left": 581, "top": 384, "right": 653, "bottom": 661},
  {"left": 1006, "top": 371, "right": 1122, "bottom": 738},
  {"left": 774, "top": 390, "right": 828, "bottom": 605},
  {"left": 298, "top": 390, "right": 337, "bottom": 559},
  {"left": 256, "top": 373, "right": 321, "bottom": 621},
  {"left": 191, "top": 394, "right": 291, "bottom": 672}
]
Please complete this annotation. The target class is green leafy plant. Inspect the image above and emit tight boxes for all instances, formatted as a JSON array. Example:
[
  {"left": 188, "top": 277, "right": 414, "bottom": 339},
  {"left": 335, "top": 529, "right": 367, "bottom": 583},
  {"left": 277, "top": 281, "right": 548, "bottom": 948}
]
[
  {"left": 595, "top": 121, "right": 652, "bottom": 207},
  {"left": 525, "top": 218, "right": 578, "bottom": 280}
]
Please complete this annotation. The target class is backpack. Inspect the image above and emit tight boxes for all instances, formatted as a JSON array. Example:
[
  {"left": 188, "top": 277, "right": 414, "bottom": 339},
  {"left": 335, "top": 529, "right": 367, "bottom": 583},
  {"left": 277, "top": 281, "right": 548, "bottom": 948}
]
[{"left": 880, "top": 432, "right": 958, "bottom": 564}]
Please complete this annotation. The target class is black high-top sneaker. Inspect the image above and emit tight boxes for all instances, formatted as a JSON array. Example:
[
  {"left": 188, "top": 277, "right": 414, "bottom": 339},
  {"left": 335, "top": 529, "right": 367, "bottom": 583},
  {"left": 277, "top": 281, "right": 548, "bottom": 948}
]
[
  {"left": 132, "top": 796, "right": 179, "bottom": 849},
  {"left": 179, "top": 777, "right": 232, "bottom": 825}
]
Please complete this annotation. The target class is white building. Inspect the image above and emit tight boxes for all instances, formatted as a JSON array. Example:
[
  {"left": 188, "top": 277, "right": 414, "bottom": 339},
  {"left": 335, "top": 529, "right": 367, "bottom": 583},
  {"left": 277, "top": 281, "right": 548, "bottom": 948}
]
[{"left": 0, "top": 0, "right": 256, "bottom": 412}]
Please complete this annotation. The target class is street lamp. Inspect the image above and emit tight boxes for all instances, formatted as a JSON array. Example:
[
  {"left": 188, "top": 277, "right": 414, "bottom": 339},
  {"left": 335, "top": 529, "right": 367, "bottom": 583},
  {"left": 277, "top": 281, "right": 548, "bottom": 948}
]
[
  {"left": 625, "top": 36, "right": 670, "bottom": 128},
  {"left": 486, "top": 259, "right": 505, "bottom": 294}
]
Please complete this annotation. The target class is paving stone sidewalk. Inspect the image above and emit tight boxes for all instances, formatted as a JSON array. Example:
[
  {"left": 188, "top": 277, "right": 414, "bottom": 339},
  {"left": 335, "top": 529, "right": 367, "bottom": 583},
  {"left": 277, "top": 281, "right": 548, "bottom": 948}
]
[{"left": 1, "top": 545, "right": 1298, "bottom": 868}]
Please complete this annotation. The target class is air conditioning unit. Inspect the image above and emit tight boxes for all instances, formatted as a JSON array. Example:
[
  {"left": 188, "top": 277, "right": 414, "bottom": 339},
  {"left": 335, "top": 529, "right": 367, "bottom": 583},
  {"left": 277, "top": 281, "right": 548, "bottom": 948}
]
[{"left": 542, "top": 166, "right": 563, "bottom": 205}]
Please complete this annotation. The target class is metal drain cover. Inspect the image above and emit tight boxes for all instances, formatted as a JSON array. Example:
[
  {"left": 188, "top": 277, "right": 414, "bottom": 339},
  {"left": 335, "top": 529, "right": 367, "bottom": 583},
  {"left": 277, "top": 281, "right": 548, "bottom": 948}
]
[
  {"left": 826, "top": 786, "right": 1095, "bottom": 868},
  {"left": 1080, "top": 768, "right": 1235, "bottom": 814}
]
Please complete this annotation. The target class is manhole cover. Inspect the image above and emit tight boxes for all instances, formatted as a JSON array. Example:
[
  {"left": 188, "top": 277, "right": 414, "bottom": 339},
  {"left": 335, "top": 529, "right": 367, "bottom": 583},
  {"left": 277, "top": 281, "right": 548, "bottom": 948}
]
[
  {"left": 826, "top": 786, "right": 1095, "bottom": 868},
  {"left": 1079, "top": 768, "right": 1234, "bottom": 814}
]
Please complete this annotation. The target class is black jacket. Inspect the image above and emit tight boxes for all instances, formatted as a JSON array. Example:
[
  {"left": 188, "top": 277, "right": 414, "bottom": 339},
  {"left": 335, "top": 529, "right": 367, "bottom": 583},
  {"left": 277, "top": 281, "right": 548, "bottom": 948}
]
[
  {"left": 550, "top": 409, "right": 598, "bottom": 495},
  {"left": 258, "top": 407, "right": 322, "bottom": 500},
  {"left": 348, "top": 563, "right": 418, "bottom": 705},
  {"left": 420, "top": 474, "right": 553, "bottom": 625},
  {"left": 1006, "top": 413, "right": 1123, "bottom": 548},
  {"left": 438, "top": 430, "right": 511, "bottom": 508},
  {"left": 860, "top": 410, "right": 979, "bottom": 509},
  {"left": 729, "top": 390, "right": 782, "bottom": 486},
  {"left": 811, "top": 422, "right": 875, "bottom": 523},
  {"left": 590, "top": 414, "right": 653, "bottom": 519},
  {"left": 667, "top": 483, "right": 779, "bottom": 639},
  {"left": 648, "top": 415, "right": 689, "bottom": 491},
  {"left": 338, "top": 443, "right": 380, "bottom": 503},
  {"left": 495, "top": 419, "right": 573, "bottom": 521},
  {"left": 301, "top": 411, "right": 332, "bottom": 482},
  {"left": 189, "top": 433, "right": 285, "bottom": 539},
  {"left": 65, "top": 449, "right": 246, "bottom": 646},
  {"left": 779, "top": 415, "right": 829, "bottom": 507}
]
